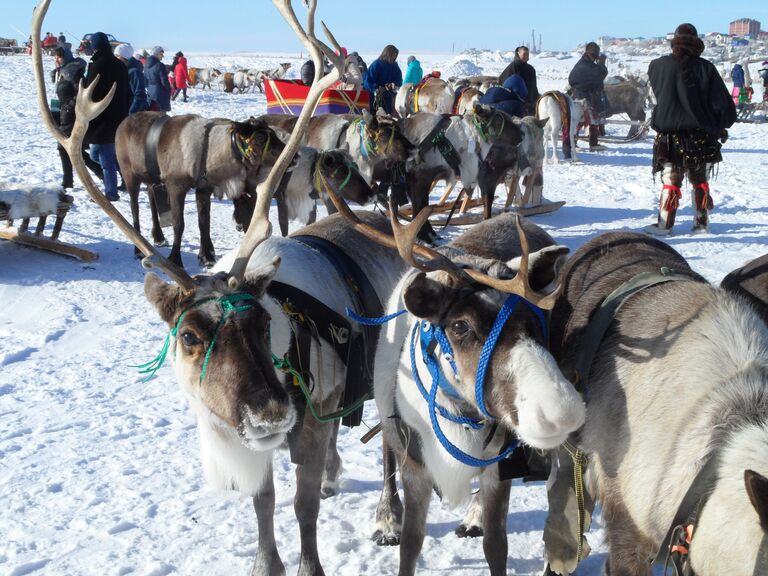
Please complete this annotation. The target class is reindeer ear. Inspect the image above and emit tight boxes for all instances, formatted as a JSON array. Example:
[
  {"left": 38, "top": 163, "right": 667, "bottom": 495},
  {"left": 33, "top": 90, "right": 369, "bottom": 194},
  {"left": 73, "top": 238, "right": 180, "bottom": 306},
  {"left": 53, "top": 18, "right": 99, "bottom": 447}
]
[
  {"left": 506, "top": 245, "right": 570, "bottom": 292},
  {"left": 243, "top": 256, "right": 282, "bottom": 297},
  {"left": 144, "top": 272, "right": 184, "bottom": 325},
  {"left": 403, "top": 272, "right": 448, "bottom": 322},
  {"left": 536, "top": 117, "right": 549, "bottom": 129},
  {"left": 745, "top": 469, "right": 768, "bottom": 532}
]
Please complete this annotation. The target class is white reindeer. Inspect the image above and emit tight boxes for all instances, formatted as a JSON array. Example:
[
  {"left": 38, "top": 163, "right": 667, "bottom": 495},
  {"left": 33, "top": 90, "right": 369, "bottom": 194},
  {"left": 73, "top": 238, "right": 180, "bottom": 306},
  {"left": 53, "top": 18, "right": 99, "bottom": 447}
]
[{"left": 536, "top": 91, "right": 585, "bottom": 163}]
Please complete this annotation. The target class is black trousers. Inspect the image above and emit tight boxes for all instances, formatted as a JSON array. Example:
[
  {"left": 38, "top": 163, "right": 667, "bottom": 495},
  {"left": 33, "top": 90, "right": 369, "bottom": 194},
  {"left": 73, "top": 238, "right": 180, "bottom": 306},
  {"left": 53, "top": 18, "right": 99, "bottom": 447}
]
[{"left": 57, "top": 143, "right": 104, "bottom": 188}]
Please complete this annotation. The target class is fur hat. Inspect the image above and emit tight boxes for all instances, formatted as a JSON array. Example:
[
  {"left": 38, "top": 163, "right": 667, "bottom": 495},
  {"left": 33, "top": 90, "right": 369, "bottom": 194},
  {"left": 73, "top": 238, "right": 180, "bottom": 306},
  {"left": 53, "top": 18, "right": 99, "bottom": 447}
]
[
  {"left": 90, "top": 32, "right": 110, "bottom": 53},
  {"left": 671, "top": 23, "right": 704, "bottom": 57},
  {"left": 114, "top": 43, "right": 133, "bottom": 60},
  {"left": 151, "top": 45, "right": 164, "bottom": 58}
]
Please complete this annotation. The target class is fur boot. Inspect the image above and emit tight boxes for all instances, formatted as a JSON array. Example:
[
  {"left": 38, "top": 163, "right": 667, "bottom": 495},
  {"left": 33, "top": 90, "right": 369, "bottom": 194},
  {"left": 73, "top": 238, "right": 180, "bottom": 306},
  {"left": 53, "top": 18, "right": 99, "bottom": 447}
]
[
  {"left": 644, "top": 184, "right": 681, "bottom": 236},
  {"left": 692, "top": 182, "right": 714, "bottom": 233}
]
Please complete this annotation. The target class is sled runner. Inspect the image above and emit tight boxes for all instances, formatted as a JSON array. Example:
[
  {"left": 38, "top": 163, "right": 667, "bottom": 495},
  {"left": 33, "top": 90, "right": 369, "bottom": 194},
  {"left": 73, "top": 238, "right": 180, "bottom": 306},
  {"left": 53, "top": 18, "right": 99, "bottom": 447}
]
[{"left": 265, "top": 79, "right": 370, "bottom": 116}]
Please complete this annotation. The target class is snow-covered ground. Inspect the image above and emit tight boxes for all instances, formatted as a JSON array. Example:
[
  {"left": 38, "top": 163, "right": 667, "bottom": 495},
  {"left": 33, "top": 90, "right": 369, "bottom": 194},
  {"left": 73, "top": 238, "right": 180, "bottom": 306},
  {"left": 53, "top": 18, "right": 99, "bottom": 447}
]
[{"left": 1, "top": 47, "right": 767, "bottom": 576}]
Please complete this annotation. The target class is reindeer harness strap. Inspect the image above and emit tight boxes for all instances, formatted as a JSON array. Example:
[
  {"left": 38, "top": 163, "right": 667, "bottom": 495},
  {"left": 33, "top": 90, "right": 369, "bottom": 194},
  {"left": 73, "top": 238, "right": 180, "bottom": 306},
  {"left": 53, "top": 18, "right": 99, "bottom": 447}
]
[
  {"left": 196, "top": 120, "right": 215, "bottom": 187},
  {"left": 144, "top": 114, "right": 171, "bottom": 186},
  {"left": 416, "top": 115, "right": 462, "bottom": 176}
]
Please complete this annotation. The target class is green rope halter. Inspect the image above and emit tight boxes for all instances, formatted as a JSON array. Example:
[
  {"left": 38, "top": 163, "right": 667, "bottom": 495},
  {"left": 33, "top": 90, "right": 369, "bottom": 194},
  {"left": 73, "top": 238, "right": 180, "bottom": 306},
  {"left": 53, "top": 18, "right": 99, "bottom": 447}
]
[
  {"left": 134, "top": 293, "right": 256, "bottom": 384},
  {"left": 314, "top": 152, "right": 354, "bottom": 194},
  {"left": 472, "top": 111, "right": 506, "bottom": 143}
]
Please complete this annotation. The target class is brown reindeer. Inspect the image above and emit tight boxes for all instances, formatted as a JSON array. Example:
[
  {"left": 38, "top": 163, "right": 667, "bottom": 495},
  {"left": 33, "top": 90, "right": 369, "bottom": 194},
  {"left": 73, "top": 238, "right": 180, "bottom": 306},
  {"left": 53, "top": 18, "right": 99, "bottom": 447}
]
[
  {"left": 32, "top": 2, "right": 407, "bottom": 575},
  {"left": 542, "top": 233, "right": 768, "bottom": 576}
]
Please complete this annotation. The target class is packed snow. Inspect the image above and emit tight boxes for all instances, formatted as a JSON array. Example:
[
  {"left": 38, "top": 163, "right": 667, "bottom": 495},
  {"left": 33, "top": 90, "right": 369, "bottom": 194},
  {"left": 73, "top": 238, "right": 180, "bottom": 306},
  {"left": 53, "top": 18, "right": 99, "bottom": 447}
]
[{"left": 1, "top": 45, "right": 767, "bottom": 576}]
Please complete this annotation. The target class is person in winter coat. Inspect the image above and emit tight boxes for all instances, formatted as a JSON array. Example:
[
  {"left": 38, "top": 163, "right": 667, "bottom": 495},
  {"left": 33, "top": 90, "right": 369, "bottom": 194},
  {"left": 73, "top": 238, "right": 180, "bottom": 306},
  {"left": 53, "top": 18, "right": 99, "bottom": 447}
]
[
  {"left": 300, "top": 57, "right": 332, "bottom": 86},
  {"left": 498, "top": 46, "right": 540, "bottom": 115},
  {"left": 171, "top": 51, "right": 190, "bottom": 102},
  {"left": 83, "top": 32, "right": 129, "bottom": 201},
  {"left": 51, "top": 46, "right": 104, "bottom": 189},
  {"left": 114, "top": 44, "right": 149, "bottom": 114},
  {"left": 760, "top": 61, "right": 768, "bottom": 102},
  {"left": 478, "top": 73, "right": 528, "bottom": 117},
  {"left": 568, "top": 42, "right": 608, "bottom": 151},
  {"left": 644, "top": 23, "right": 736, "bottom": 236},
  {"left": 144, "top": 46, "right": 172, "bottom": 112},
  {"left": 730, "top": 63, "right": 748, "bottom": 106},
  {"left": 403, "top": 55, "right": 423, "bottom": 85},
  {"left": 364, "top": 44, "right": 402, "bottom": 115}
]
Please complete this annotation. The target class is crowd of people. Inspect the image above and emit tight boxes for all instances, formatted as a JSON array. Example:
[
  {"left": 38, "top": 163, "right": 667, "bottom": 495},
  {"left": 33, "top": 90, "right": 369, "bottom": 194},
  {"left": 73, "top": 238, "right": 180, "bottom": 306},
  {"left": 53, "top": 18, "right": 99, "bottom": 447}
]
[{"left": 52, "top": 22, "right": 742, "bottom": 235}]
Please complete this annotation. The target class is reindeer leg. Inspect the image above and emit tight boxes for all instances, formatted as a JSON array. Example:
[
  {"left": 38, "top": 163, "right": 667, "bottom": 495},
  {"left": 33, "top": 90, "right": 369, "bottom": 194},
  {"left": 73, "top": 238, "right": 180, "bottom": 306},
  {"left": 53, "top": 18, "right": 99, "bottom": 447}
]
[
  {"left": 251, "top": 466, "right": 286, "bottom": 576},
  {"left": 409, "top": 176, "right": 438, "bottom": 244},
  {"left": 294, "top": 412, "right": 337, "bottom": 576},
  {"left": 277, "top": 198, "right": 290, "bottom": 237},
  {"left": 398, "top": 456, "right": 433, "bottom": 576},
  {"left": 320, "top": 420, "right": 342, "bottom": 498},
  {"left": 147, "top": 185, "right": 168, "bottom": 247},
  {"left": 372, "top": 435, "right": 403, "bottom": 546},
  {"left": 166, "top": 184, "right": 186, "bottom": 268},
  {"left": 126, "top": 175, "right": 143, "bottom": 259},
  {"left": 455, "top": 491, "right": 483, "bottom": 538},
  {"left": 195, "top": 188, "right": 216, "bottom": 267},
  {"left": 480, "top": 466, "right": 511, "bottom": 576}
]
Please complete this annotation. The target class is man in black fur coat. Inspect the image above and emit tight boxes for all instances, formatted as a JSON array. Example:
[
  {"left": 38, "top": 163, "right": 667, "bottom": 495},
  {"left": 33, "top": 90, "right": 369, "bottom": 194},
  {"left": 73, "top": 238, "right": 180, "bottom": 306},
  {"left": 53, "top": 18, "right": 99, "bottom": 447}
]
[
  {"left": 644, "top": 23, "right": 736, "bottom": 236},
  {"left": 499, "top": 46, "right": 540, "bottom": 115}
]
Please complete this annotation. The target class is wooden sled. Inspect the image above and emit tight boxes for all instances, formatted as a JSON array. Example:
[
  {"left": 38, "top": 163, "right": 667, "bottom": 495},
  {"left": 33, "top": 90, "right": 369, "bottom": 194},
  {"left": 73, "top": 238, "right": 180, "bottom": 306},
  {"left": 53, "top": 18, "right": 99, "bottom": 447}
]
[
  {"left": 735, "top": 102, "right": 768, "bottom": 124},
  {"left": 578, "top": 118, "right": 651, "bottom": 144},
  {"left": 0, "top": 191, "right": 97, "bottom": 262}
]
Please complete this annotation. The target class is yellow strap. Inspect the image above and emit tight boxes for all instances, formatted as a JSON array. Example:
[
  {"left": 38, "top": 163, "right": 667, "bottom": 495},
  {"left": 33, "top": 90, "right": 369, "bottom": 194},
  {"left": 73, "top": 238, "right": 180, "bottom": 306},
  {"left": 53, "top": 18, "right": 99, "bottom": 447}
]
[{"left": 563, "top": 441, "right": 589, "bottom": 562}]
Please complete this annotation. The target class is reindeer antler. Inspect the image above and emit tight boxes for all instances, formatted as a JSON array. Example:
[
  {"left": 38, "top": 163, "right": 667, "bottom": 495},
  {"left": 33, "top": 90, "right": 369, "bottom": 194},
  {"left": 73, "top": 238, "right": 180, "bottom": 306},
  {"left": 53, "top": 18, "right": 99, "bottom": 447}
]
[
  {"left": 227, "top": 0, "right": 347, "bottom": 288},
  {"left": 316, "top": 170, "right": 562, "bottom": 310},
  {"left": 32, "top": 0, "right": 195, "bottom": 292}
]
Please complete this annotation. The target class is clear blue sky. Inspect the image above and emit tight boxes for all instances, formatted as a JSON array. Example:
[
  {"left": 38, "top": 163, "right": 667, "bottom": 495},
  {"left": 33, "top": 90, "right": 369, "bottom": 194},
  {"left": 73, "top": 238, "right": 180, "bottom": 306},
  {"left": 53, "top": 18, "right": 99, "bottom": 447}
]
[{"left": 4, "top": 1, "right": 767, "bottom": 54}]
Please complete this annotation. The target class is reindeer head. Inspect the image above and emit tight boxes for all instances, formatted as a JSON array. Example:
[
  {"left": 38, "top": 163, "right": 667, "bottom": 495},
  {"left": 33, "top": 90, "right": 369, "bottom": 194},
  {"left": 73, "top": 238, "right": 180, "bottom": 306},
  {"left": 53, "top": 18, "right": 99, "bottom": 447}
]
[
  {"left": 32, "top": 0, "right": 350, "bottom": 463},
  {"left": 318, "top": 172, "right": 585, "bottom": 450}
]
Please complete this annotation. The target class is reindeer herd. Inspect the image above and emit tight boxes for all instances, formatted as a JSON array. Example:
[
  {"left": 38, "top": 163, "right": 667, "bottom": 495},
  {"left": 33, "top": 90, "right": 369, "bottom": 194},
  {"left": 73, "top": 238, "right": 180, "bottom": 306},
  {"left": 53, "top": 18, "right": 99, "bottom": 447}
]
[{"left": 31, "top": 1, "right": 768, "bottom": 575}]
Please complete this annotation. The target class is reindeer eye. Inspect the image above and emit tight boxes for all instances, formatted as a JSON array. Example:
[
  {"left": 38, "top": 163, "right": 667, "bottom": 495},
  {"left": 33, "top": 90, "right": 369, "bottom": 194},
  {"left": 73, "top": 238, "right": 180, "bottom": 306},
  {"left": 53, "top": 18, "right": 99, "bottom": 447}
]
[
  {"left": 181, "top": 332, "right": 202, "bottom": 347},
  {"left": 450, "top": 320, "right": 471, "bottom": 338}
]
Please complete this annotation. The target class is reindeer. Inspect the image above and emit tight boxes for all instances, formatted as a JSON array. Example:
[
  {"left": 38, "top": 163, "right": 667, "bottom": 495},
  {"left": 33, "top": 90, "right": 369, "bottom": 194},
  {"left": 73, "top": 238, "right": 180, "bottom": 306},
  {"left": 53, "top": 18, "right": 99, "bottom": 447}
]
[
  {"left": 32, "top": 3, "right": 407, "bottom": 575},
  {"left": 261, "top": 110, "right": 413, "bottom": 207},
  {"left": 188, "top": 66, "right": 222, "bottom": 90},
  {"left": 449, "top": 75, "right": 499, "bottom": 93},
  {"left": 452, "top": 85, "right": 483, "bottom": 115},
  {"left": 253, "top": 62, "right": 292, "bottom": 93},
  {"left": 399, "top": 105, "right": 524, "bottom": 240},
  {"left": 535, "top": 91, "right": 584, "bottom": 163},
  {"left": 541, "top": 232, "right": 768, "bottom": 576},
  {"left": 319, "top": 177, "right": 586, "bottom": 575},
  {"left": 506, "top": 115, "right": 548, "bottom": 207},
  {"left": 233, "top": 69, "right": 259, "bottom": 93},
  {"left": 395, "top": 77, "right": 454, "bottom": 117},
  {"left": 604, "top": 77, "right": 649, "bottom": 138},
  {"left": 115, "top": 111, "right": 372, "bottom": 268}
]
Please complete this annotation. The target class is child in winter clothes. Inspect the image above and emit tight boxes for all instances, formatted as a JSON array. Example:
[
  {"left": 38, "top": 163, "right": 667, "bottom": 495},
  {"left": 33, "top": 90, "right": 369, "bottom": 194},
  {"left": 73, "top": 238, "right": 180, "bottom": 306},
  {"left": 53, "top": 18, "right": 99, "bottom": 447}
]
[{"left": 403, "top": 55, "right": 423, "bottom": 85}]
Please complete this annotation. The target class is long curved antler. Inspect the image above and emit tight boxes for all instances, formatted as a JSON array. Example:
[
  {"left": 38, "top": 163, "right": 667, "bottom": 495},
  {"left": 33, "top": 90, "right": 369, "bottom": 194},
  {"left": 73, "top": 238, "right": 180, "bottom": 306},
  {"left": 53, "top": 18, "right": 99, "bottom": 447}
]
[
  {"left": 227, "top": 0, "right": 348, "bottom": 288},
  {"left": 316, "top": 170, "right": 562, "bottom": 310},
  {"left": 31, "top": 0, "right": 195, "bottom": 292}
]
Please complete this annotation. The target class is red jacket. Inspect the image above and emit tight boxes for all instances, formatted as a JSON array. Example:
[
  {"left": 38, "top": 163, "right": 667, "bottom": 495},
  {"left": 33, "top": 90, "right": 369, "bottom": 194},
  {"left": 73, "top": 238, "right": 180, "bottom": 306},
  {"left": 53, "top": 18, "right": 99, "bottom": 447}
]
[{"left": 174, "top": 57, "right": 189, "bottom": 89}]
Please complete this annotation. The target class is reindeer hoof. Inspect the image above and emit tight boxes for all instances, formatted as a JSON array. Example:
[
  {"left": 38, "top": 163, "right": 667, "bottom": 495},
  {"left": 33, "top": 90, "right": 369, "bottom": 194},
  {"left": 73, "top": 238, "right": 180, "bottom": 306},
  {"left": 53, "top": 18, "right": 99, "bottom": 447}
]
[
  {"left": 454, "top": 523, "right": 483, "bottom": 538},
  {"left": 153, "top": 239, "right": 168, "bottom": 248},
  {"left": 198, "top": 255, "right": 217, "bottom": 268},
  {"left": 320, "top": 486, "right": 337, "bottom": 499},
  {"left": 371, "top": 529, "right": 401, "bottom": 546}
]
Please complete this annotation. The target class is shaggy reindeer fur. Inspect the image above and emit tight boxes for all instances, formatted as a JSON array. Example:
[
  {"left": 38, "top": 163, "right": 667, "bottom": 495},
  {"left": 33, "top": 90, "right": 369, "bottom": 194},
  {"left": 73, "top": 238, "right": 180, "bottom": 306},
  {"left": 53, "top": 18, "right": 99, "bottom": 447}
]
[
  {"left": 507, "top": 116, "right": 547, "bottom": 207},
  {"left": 144, "top": 212, "right": 408, "bottom": 576},
  {"left": 544, "top": 232, "right": 768, "bottom": 576},
  {"left": 0, "top": 184, "right": 62, "bottom": 219},
  {"left": 604, "top": 79, "right": 649, "bottom": 137},
  {"left": 372, "top": 215, "right": 584, "bottom": 575}
]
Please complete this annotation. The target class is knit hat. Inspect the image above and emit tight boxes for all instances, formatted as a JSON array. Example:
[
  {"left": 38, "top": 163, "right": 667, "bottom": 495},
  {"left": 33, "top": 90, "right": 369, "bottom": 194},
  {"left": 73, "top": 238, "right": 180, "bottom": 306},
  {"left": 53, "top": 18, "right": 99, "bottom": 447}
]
[
  {"left": 90, "top": 32, "right": 110, "bottom": 53},
  {"left": 671, "top": 23, "right": 704, "bottom": 57},
  {"left": 114, "top": 43, "right": 133, "bottom": 60},
  {"left": 151, "top": 45, "right": 164, "bottom": 58}
]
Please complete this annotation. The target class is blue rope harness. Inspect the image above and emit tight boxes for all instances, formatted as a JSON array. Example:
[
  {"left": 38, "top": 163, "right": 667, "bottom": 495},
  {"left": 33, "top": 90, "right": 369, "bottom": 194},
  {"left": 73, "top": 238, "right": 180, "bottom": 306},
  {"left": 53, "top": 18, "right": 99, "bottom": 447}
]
[{"left": 347, "top": 294, "right": 549, "bottom": 467}]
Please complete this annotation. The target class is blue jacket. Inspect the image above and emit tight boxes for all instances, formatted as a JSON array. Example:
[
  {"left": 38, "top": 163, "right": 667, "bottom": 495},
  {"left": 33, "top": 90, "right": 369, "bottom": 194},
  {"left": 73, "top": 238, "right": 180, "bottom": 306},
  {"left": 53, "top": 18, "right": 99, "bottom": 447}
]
[
  {"left": 126, "top": 57, "right": 149, "bottom": 114},
  {"left": 731, "top": 64, "right": 745, "bottom": 88},
  {"left": 403, "top": 59, "right": 423, "bottom": 85},
  {"left": 144, "top": 55, "right": 172, "bottom": 111},
  {"left": 479, "top": 74, "right": 528, "bottom": 117},
  {"left": 363, "top": 58, "right": 403, "bottom": 93}
]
